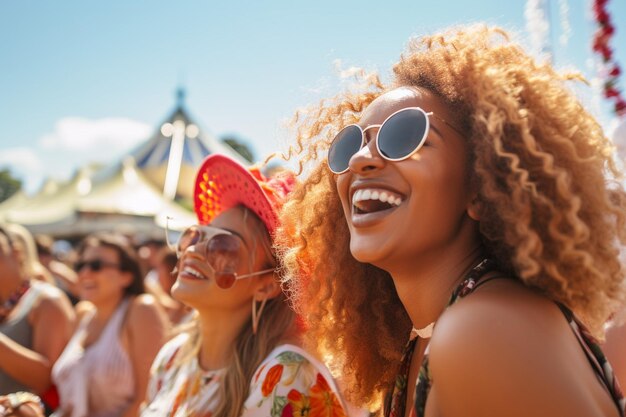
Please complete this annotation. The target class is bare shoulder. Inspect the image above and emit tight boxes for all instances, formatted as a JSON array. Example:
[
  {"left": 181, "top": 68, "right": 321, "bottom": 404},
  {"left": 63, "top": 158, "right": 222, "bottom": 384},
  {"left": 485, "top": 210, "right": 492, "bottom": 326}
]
[
  {"left": 32, "top": 284, "right": 74, "bottom": 321},
  {"left": 126, "top": 294, "right": 168, "bottom": 329},
  {"left": 428, "top": 278, "right": 620, "bottom": 417},
  {"left": 432, "top": 278, "right": 566, "bottom": 348}
]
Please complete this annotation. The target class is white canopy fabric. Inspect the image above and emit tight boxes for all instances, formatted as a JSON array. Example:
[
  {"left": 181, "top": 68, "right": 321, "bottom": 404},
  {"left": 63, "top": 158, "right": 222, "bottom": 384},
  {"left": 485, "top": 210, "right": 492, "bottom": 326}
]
[{"left": 0, "top": 159, "right": 196, "bottom": 237}]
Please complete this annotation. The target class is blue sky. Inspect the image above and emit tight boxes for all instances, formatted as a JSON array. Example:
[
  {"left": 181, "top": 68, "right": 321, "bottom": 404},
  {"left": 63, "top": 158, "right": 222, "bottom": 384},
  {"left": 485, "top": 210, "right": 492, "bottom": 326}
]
[{"left": 1, "top": 0, "right": 625, "bottom": 192}]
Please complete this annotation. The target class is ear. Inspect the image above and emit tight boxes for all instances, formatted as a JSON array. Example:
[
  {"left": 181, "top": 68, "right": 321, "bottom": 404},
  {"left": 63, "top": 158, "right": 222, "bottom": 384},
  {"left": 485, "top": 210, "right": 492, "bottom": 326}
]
[
  {"left": 119, "top": 270, "right": 134, "bottom": 290},
  {"left": 467, "top": 195, "right": 482, "bottom": 221},
  {"left": 253, "top": 273, "right": 282, "bottom": 301}
]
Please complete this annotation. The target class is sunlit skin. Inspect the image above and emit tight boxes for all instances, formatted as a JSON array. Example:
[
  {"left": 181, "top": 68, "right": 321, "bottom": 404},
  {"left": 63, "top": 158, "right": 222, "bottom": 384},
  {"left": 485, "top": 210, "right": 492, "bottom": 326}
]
[
  {"left": 71, "top": 242, "right": 168, "bottom": 417},
  {"left": 336, "top": 87, "right": 620, "bottom": 417},
  {"left": 171, "top": 206, "right": 281, "bottom": 370},
  {"left": 336, "top": 87, "right": 483, "bottom": 329}
]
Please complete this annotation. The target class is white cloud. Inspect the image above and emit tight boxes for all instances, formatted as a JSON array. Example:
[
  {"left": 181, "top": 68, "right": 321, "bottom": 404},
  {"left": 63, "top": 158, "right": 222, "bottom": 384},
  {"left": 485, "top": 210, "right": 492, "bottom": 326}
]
[
  {"left": 0, "top": 117, "right": 153, "bottom": 193},
  {"left": 0, "top": 147, "right": 45, "bottom": 193},
  {"left": 0, "top": 147, "right": 43, "bottom": 173},
  {"left": 39, "top": 117, "right": 152, "bottom": 152}
]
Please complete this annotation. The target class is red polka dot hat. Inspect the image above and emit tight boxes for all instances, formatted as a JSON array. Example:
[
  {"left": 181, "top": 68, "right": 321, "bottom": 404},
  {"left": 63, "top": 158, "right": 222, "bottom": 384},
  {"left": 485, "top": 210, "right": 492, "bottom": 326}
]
[{"left": 193, "top": 154, "right": 296, "bottom": 235}]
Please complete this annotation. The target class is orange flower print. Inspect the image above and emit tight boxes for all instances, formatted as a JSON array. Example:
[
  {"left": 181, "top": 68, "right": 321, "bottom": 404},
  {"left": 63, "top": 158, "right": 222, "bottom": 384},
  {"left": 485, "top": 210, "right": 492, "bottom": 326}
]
[
  {"left": 262, "top": 364, "right": 284, "bottom": 397},
  {"left": 170, "top": 379, "right": 188, "bottom": 416},
  {"left": 286, "top": 389, "right": 311, "bottom": 417},
  {"left": 309, "top": 373, "right": 346, "bottom": 417},
  {"left": 254, "top": 363, "right": 268, "bottom": 383},
  {"left": 164, "top": 346, "right": 180, "bottom": 371}
]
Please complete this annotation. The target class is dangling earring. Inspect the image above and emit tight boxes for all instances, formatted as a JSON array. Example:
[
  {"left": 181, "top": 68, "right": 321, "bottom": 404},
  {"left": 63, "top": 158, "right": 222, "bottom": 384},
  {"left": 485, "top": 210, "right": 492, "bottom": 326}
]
[{"left": 251, "top": 297, "right": 268, "bottom": 335}]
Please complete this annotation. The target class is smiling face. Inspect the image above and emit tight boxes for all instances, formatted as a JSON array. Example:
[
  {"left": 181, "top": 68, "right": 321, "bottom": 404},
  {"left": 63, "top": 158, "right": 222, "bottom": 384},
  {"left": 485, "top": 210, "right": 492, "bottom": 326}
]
[
  {"left": 335, "top": 87, "right": 480, "bottom": 272},
  {"left": 77, "top": 245, "right": 132, "bottom": 306},
  {"left": 171, "top": 206, "right": 276, "bottom": 312}
]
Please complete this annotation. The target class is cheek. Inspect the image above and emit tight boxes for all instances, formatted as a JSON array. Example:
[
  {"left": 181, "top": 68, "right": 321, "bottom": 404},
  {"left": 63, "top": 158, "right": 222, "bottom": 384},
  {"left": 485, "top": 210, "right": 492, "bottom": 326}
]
[{"left": 336, "top": 175, "right": 352, "bottom": 216}]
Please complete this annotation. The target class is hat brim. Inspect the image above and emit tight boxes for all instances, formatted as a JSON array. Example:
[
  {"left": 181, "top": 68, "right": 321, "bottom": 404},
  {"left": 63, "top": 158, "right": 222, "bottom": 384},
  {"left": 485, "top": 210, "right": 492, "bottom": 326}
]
[{"left": 194, "top": 155, "right": 278, "bottom": 234}]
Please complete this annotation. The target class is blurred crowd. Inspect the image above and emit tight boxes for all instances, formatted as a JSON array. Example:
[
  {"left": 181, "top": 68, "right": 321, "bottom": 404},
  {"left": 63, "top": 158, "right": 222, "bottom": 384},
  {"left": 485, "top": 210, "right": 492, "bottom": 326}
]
[{"left": 0, "top": 223, "right": 187, "bottom": 416}]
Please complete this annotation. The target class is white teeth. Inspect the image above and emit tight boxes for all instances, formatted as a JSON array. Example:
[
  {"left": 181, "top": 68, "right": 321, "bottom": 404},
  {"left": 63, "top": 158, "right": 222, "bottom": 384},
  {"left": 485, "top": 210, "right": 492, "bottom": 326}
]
[
  {"left": 353, "top": 188, "right": 403, "bottom": 206},
  {"left": 183, "top": 266, "right": 206, "bottom": 280}
]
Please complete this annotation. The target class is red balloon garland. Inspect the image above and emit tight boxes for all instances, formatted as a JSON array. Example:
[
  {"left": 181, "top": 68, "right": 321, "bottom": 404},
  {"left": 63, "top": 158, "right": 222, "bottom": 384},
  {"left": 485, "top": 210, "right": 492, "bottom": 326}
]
[{"left": 592, "top": 0, "right": 626, "bottom": 117}]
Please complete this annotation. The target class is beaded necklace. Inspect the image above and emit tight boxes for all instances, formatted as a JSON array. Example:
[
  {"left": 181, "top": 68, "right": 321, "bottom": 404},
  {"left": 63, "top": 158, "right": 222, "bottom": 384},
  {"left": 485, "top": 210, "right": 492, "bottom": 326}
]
[{"left": 0, "top": 280, "right": 31, "bottom": 323}]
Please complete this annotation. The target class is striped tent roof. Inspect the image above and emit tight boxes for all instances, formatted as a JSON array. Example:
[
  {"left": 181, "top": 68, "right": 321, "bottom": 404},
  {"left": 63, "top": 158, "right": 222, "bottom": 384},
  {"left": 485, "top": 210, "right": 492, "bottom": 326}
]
[{"left": 131, "top": 89, "right": 246, "bottom": 199}]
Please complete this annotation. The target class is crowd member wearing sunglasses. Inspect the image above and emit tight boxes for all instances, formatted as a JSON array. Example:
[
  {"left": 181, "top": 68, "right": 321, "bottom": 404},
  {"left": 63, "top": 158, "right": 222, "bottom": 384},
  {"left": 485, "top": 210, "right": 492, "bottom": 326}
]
[
  {"left": 51, "top": 233, "right": 169, "bottom": 417},
  {"left": 141, "top": 154, "right": 349, "bottom": 417},
  {"left": 276, "top": 25, "right": 626, "bottom": 417},
  {"left": 0, "top": 223, "right": 75, "bottom": 410}
]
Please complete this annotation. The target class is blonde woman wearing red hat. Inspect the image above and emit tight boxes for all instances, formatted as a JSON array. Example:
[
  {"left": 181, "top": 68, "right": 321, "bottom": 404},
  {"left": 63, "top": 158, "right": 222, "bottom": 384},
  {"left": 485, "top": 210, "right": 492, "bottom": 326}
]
[{"left": 141, "top": 154, "right": 348, "bottom": 417}]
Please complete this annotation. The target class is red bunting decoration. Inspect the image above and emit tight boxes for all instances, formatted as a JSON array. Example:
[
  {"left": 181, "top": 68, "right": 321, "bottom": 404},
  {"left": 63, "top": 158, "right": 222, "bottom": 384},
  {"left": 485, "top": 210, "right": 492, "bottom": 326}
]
[{"left": 592, "top": 0, "right": 626, "bottom": 117}]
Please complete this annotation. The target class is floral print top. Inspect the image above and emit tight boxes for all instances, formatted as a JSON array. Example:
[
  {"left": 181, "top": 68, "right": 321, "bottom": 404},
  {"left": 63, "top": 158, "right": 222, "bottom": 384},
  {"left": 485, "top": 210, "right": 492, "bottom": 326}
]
[
  {"left": 386, "top": 259, "right": 626, "bottom": 417},
  {"left": 142, "top": 333, "right": 348, "bottom": 417}
]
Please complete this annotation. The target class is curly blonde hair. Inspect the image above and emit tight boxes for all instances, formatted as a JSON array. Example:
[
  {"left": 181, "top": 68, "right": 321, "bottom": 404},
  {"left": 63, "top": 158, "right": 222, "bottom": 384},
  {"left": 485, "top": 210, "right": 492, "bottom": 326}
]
[{"left": 275, "top": 25, "right": 626, "bottom": 408}]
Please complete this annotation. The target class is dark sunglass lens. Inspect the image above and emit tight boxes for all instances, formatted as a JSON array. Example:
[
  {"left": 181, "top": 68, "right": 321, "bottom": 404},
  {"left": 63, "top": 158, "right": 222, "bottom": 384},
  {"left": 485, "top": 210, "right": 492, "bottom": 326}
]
[
  {"left": 215, "top": 273, "right": 237, "bottom": 289},
  {"left": 378, "top": 109, "right": 428, "bottom": 160},
  {"left": 76, "top": 260, "right": 103, "bottom": 271},
  {"left": 328, "top": 125, "right": 363, "bottom": 173},
  {"left": 90, "top": 260, "right": 104, "bottom": 271},
  {"left": 178, "top": 227, "right": 201, "bottom": 254},
  {"left": 207, "top": 234, "right": 242, "bottom": 274}
]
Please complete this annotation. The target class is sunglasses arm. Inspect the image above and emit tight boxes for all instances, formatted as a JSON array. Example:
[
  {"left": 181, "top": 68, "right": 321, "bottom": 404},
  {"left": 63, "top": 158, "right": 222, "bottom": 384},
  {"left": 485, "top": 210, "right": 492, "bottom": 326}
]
[{"left": 235, "top": 268, "right": 276, "bottom": 281}]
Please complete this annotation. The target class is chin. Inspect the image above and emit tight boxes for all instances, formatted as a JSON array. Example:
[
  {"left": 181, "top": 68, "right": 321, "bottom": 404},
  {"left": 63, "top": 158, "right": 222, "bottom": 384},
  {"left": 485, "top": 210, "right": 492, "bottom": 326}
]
[
  {"left": 170, "top": 282, "right": 200, "bottom": 308},
  {"left": 349, "top": 237, "right": 391, "bottom": 267}
]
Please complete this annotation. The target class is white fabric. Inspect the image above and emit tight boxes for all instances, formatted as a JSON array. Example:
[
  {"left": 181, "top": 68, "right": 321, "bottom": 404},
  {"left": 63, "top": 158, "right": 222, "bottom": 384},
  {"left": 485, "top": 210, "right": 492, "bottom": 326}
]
[
  {"left": 52, "top": 299, "right": 134, "bottom": 417},
  {"left": 142, "top": 334, "right": 351, "bottom": 417}
]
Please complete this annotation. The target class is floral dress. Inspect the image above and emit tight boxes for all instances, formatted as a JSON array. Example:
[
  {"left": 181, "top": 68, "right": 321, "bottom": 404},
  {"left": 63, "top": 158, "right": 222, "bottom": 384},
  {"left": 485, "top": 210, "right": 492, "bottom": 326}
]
[
  {"left": 386, "top": 259, "right": 626, "bottom": 417},
  {"left": 142, "top": 333, "right": 347, "bottom": 417}
]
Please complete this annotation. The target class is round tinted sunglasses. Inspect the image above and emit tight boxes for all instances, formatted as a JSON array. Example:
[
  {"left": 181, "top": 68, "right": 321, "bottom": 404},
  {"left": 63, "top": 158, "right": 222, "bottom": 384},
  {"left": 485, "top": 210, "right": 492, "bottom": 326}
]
[
  {"left": 175, "top": 225, "right": 274, "bottom": 289},
  {"left": 327, "top": 107, "right": 463, "bottom": 174}
]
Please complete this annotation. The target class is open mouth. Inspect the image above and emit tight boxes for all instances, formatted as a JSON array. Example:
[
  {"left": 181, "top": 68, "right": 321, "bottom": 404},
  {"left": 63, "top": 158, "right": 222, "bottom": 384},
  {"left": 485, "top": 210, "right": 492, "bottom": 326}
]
[
  {"left": 352, "top": 188, "right": 404, "bottom": 215},
  {"left": 180, "top": 265, "right": 208, "bottom": 281}
]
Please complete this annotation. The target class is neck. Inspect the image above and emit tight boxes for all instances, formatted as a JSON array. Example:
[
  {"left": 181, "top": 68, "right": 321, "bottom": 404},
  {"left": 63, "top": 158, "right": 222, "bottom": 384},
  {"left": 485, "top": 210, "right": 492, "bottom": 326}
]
[
  {"left": 196, "top": 304, "right": 251, "bottom": 371},
  {"left": 389, "top": 243, "right": 484, "bottom": 331},
  {"left": 93, "top": 293, "right": 126, "bottom": 324}
]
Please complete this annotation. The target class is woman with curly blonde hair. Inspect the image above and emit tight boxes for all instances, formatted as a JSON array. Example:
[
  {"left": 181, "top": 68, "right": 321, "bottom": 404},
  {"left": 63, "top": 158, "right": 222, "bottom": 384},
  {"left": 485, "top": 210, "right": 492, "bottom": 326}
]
[{"left": 276, "top": 25, "right": 626, "bottom": 417}]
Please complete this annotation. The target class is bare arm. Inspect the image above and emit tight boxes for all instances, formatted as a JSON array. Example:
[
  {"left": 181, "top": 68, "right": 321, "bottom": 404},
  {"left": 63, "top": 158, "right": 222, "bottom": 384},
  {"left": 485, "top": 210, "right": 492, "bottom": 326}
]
[
  {"left": 121, "top": 294, "right": 169, "bottom": 417},
  {"left": 429, "top": 281, "right": 620, "bottom": 417},
  {"left": 0, "top": 293, "right": 75, "bottom": 393}
]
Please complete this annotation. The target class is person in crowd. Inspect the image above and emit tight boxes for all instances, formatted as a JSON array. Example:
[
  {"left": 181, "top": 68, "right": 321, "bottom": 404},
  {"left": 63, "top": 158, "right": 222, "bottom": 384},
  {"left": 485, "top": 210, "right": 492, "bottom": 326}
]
[
  {"left": 144, "top": 247, "right": 190, "bottom": 326},
  {"left": 5, "top": 224, "right": 54, "bottom": 286},
  {"left": 136, "top": 238, "right": 165, "bottom": 290},
  {"left": 0, "top": 224, "right": 75, "bottom": 411},
  {"left": 35, "top": 235, "right": 80, "bottom": 305},
  {"left": 276, "top": 25, "right": 626, "bottom": 416},
  {"left": 141, "top": 154, "right": 348, "bottom": 417},
  {"left": 52, "top": 232, "right": 169, "bottom": 417}
]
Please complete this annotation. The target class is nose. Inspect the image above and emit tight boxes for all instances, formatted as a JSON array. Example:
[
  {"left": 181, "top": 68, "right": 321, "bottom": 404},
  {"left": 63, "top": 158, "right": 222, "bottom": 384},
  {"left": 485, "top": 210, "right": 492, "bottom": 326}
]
[{"left": 348, "top": 128, "right": 385, "bottom": 174}]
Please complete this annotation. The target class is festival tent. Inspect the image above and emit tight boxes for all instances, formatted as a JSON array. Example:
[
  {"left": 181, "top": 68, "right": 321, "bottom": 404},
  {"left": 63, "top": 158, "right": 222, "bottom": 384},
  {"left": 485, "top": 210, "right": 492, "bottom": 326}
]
[
  {"left": 0, "top": 89, "right": 246, "bottom": 239},
  {"left": 131, "top": 89, "right": 246, "bottom": 201},
  {"left": 0, "top": 158, "right": 196, "bottom": 239}
]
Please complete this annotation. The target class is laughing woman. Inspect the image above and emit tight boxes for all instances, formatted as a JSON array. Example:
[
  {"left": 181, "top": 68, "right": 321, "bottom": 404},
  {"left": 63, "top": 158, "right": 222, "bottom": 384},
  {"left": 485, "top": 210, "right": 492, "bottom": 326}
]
[
  {"left": 276, "top": 25, "right": 626, "bottom": 417},
  {"left": 141, "top": 154, "right": 348, "bottom": 417},
  {"left": 52, "top": 233, "right": 169, "bottom": 417}
]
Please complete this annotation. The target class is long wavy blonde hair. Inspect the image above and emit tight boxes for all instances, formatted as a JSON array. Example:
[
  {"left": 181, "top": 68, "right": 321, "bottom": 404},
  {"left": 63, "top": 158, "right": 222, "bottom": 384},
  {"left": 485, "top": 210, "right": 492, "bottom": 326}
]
[
  {"left": 275, "top": 25, "right": 626, "bottom": 409},
  {"left": 172, "top": 206, "right": 296, "bottom": 417}
]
